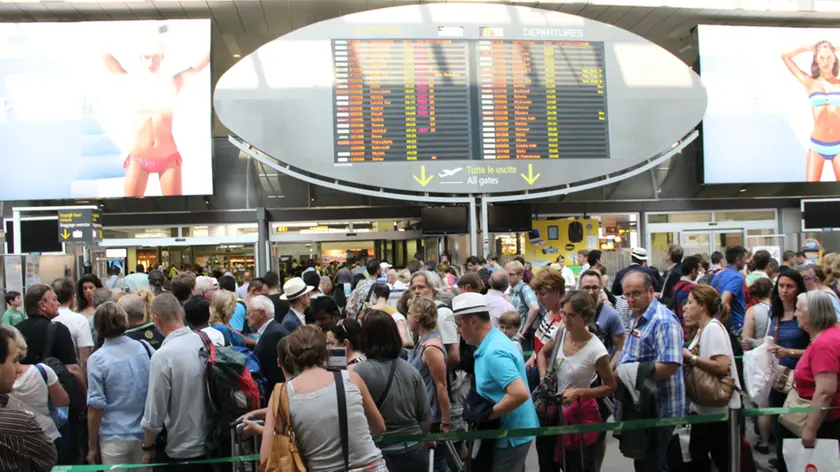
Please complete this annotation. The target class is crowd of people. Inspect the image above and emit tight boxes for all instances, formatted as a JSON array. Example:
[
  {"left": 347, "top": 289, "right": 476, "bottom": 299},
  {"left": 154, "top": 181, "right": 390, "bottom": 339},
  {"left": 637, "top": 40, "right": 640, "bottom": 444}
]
[{"left": 0, "top": 246, "right": 837, "bottom": 472}]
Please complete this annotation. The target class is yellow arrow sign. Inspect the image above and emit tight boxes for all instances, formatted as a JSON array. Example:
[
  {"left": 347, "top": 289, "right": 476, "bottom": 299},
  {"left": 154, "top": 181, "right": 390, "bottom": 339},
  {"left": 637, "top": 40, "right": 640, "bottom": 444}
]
[
  {"left": 520, "top": 163, "right": 541, "bottom": 185},
  {"left": 60, "top": 228, "right": 71, "bottom": 240},
  {"left": 413, "top": 165, "right": 434, "bottom": 187}
]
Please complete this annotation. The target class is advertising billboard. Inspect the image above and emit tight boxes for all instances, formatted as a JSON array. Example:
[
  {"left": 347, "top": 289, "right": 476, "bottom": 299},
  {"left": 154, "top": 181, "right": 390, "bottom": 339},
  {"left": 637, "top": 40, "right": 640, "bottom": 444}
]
[
  {"left": 700, "top": 25, "right": 840, "bottom": 183},
  {"left": 0, "top": 19, "right": 211, "bottom": 200}
]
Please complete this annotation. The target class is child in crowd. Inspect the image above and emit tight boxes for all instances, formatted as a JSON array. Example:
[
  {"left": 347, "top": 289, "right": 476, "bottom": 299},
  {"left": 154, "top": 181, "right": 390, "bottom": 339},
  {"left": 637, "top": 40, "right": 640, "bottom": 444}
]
[
  {"left": 499, "top": 310, "right": 524, "bottom": 355},
  {"left": 2, "top": 291, "right": 24, "bottom": 326}
]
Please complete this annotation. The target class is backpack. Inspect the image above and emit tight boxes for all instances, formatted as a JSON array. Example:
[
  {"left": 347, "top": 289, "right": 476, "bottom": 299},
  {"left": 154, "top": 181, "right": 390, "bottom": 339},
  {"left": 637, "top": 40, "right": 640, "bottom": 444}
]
[
  {"left": 34, "top": 364, "right": 69, "bottom": 429},
  {"left": 667, "top": 280, "right": 694, "bottom": 321},
  {"left": 41, "top": 323, "right": 85, "bottom": 425},
  {"left": 700, "top": 267, "right": 722, "bottom": 286},
  {"left": 568, "top": 221, "right": 584, "bottom": 243},
  {"left": 589, "top": 303, "right": 610, "bottom": 353},
  {"left": 234, "top": 346, "right": 269, "bottom": 407},
  {"left": 195, "top": 330, "right": 261, "bottom": 454}
]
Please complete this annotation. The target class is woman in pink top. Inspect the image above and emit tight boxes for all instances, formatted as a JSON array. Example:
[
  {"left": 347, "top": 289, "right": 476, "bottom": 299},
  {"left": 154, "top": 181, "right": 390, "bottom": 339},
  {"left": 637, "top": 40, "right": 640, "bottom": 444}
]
[{"left": 792, "top": 291, "right": 840, "bottom": 448}]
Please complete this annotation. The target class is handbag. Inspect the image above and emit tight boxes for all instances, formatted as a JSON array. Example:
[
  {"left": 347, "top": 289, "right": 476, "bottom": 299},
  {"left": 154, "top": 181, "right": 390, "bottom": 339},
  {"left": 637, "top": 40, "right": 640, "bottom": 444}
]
[
  {"left": 772, "top": 322, "right": 794, "bottom": 394},
  {"left": 778, "top": 388, "right": 811, "bottom": 437},
  {"left": 683, "top": 323, "right": 738, "bottom": 407},
  {"left": 532, "top": 325, "right": 566, "bottom": 426},
  {"left": 261, "top": 384, "right": 306, "bottom": 472}
]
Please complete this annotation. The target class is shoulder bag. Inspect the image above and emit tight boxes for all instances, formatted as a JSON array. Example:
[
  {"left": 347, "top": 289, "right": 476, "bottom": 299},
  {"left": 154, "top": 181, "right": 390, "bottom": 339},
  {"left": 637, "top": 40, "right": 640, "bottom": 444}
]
[
  {"left": 261, "top": 384, "right": 306, "bottom": 472},
  {"left": 375, "top": 360, "right": 398, "bottom": 410},
  {"left": 684, "top": 321, "right": 738, "bottom": 407},
  {"left": 532, "top": 324, "right": 566, "bottom": 426},
  {"left": 772, "top": 321, "right": 794, "bottom": 394},
  {"left": 778, "top": 388, "right": 811, "bottom": 437},
  {"left": 334, "top": 371, "right": 351, "bottom": 471}
]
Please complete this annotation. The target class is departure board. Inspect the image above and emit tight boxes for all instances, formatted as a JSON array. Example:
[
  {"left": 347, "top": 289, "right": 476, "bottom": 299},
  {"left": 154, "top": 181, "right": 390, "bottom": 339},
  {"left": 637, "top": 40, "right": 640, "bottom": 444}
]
[
  {"left": 331, "top": 38, "right": 609, "bottom": 163},
  {"left": 332, "top": 39, "right": 473, "bottom": 163},
  {"left": 477, "top": 40, "right": 608, "bottom": 160}
]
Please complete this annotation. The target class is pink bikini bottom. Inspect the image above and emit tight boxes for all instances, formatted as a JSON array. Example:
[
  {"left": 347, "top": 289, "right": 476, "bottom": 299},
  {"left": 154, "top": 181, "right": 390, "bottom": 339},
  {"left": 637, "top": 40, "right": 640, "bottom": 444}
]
[{"left": 123, "top": 152, "right": 182, "bottom": 174}]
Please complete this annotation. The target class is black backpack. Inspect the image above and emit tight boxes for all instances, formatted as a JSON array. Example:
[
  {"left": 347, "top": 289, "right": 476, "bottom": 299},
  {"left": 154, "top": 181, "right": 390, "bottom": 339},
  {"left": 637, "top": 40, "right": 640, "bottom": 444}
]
[
  {"left": 568, "top": 221, "right": 584, "bottom": 243},
  {"left": 42, "top": 323, "right": 86, "bottom": 424}
]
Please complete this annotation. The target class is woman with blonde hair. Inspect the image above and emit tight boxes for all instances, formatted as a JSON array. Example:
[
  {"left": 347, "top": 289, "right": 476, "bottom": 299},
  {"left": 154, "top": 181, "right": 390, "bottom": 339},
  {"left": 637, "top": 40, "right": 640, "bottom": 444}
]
[
  {"left": 0, "top": 325, "right": 70, "bottom": 461},
  {"left": 210, "top": 290, "right": 245, "bottom": 348},
  {"left": 134, "top": 289, "right": 155, "bottom": 323},
  {"left": 407, "top": 296, "right": 451, "bottom": 472}
]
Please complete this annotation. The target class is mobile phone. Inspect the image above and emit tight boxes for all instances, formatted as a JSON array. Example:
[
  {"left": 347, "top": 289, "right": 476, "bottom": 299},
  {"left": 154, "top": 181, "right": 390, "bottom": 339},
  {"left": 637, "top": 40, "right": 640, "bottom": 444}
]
[{"left": 327, "top": 348, "right": 347, "bottom": 369}]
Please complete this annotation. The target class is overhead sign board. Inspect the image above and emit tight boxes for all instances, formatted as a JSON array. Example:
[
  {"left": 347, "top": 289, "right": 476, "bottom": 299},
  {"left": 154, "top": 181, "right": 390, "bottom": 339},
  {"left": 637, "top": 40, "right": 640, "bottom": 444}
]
[
  {"left": 58, "top": 209, "right": 102, "bottom": 244},
  {"left": 214, "top": 3, "right": 706, "bottom": 194}
]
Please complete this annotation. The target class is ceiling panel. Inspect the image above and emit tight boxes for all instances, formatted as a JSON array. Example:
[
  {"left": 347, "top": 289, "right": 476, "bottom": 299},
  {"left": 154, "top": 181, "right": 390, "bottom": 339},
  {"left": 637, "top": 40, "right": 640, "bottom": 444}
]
[
  {"left": 594, "top": 5, "right": 630, "bottom": 24},
  {"left": 208, "top": 1, "right": 244, "bottom": 34},
  {"left": 612, "top": 6, "right": 654, "bottom": 30},
  {"left": 234, "top": 1, "right": 269, "bottom": 35}
]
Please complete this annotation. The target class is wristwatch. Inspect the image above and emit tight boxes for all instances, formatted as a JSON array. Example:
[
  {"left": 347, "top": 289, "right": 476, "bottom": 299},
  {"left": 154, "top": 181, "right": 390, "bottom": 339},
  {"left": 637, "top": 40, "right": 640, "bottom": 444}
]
[
  {"left": 141, "top": 443, "right": 156, "bottom": 452},
  {"left": 690, "top": 355, "right": 698, "bottom": 366}
]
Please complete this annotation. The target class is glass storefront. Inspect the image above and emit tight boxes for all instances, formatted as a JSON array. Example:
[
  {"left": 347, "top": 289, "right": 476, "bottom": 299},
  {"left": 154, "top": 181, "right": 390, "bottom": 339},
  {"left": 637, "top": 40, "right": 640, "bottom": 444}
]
[{"left": 646, "top": 210, "right": 779, "bottom": 268}]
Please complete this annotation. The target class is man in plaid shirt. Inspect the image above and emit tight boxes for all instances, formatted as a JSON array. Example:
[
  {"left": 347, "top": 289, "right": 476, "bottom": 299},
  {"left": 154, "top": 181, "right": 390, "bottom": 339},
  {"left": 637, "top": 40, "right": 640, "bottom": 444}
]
[{"left": 618, "top": 271, "right": 685, "bottom": 472}]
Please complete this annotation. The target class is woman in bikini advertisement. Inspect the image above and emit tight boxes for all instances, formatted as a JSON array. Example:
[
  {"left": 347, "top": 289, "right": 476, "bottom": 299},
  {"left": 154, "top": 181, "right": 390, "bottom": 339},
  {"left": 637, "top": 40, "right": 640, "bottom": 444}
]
[
  {"left": 700, "top": 25, "right": 840, "bottom": 183},
  {"left": 0, "top": 19, "right": 211, "bottom": 200}
]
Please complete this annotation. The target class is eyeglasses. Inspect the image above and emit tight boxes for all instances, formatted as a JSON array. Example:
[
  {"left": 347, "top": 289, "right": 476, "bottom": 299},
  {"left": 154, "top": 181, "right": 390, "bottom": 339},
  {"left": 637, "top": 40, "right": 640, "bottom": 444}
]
[
  {"left": 581, "top": 285, "right": 601, "bottom": 291},
  {"left": 337, "top": 319, "right": 348, "bottom": 332}
]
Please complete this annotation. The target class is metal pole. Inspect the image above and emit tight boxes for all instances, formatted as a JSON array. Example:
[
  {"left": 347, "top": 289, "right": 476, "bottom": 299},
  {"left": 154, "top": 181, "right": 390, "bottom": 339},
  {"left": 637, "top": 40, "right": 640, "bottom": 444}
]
[
  {"left": 12, "top": 209, "right": 21, "bottom": 254},
  {"left": 480, "top": 198, "right": 489, "bottom": 258},
  {"left": 469, "top": 198, "right": 478, "bottom": 258},
  {"left": 728, "top": 407, "right": 741, "bottom": 472},
  {"left": 256, "top": 207, "right": 268, "bottom": 275}
]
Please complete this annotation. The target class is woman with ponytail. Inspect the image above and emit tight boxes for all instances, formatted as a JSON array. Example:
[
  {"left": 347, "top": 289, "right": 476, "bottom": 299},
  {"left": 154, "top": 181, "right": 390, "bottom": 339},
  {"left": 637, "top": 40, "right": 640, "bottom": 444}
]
[{"left": 682, "top": 284, "right": 743, "bottom": 472}]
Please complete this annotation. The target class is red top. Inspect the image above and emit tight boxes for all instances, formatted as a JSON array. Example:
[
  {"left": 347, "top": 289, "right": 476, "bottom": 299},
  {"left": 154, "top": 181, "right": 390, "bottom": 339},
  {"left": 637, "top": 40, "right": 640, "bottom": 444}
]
[{"left": 794, "top": 325, "right": 840, "bottom": 422}]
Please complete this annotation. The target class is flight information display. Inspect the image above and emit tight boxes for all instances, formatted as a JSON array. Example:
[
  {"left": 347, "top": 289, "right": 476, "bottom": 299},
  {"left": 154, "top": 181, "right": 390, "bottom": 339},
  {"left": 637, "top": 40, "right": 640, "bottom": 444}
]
[
  {"left": 333, "top": 39, "right": 473, "bottom": 163},
  {"left": 478, "top": 40, "right": 607, "bottom": 160},
  {"left": 331, "top": 37, "right": 608, "bottom": 163}
]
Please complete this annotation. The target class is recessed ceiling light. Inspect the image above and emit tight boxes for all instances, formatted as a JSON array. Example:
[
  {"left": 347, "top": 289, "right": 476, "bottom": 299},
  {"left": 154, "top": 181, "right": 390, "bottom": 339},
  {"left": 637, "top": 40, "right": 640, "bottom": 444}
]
[{"left": 233, "top": 54, "right": 241, "bottom": 58}]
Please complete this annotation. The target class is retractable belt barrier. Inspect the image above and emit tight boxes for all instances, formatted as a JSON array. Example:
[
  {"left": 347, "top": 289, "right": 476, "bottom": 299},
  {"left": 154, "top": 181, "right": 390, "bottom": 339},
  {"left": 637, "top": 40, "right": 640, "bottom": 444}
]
[{"left": 51, "top": 405, "right": 839, "bottom": 471}]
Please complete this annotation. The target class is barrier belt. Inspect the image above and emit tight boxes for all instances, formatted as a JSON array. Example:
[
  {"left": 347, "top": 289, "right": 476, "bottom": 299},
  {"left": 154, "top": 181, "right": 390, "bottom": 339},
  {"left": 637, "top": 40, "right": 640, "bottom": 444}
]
[{"left": 52, "top": 405, "right": 839, "bottom": 471}]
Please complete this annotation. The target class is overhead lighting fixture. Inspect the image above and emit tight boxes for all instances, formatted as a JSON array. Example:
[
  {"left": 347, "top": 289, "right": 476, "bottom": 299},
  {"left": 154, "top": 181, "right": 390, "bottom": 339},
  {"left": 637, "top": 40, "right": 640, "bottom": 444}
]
[
  {"left": 739, "top": 187, "right": 747, "bottom": 193},
  {"left": 233, "top": 54, "right": 241, "bottom": 58}
]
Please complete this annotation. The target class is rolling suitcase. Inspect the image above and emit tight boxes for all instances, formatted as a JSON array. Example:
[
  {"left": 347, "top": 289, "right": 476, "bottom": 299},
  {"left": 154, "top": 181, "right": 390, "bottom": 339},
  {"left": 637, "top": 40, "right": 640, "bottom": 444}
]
[{"left": 230, "top": 420, "right": 263, "bottom": 472}]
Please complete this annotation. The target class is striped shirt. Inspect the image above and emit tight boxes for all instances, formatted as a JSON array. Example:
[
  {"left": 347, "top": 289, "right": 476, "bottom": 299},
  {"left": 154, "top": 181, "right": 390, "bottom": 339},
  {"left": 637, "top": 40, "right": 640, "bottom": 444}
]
[
  {"left": 0, "top": 399, "right": 56, "bottom": 472},
  {"left": 618, "top": 298, "right": 686, "bottom": 418}
]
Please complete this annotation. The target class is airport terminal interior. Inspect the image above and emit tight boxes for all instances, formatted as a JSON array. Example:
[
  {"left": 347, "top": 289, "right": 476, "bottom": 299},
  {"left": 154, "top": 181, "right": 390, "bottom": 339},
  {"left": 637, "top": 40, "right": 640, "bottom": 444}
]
[{"left": 3, "top": 1, "right": 840, "bottom": 471}]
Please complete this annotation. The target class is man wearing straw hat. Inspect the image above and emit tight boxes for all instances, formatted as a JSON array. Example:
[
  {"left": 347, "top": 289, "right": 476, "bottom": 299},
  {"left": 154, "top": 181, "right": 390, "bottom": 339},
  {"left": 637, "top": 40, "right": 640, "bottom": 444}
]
[{"left": 254, "top": 277, "right": 315, "bottom": 389}]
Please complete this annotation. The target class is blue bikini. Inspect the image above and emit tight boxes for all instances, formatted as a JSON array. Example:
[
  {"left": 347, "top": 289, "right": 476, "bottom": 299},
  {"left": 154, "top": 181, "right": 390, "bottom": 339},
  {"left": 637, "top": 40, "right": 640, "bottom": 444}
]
[{"left": 809, "top": 92, "right": 840, "bottom": 160}]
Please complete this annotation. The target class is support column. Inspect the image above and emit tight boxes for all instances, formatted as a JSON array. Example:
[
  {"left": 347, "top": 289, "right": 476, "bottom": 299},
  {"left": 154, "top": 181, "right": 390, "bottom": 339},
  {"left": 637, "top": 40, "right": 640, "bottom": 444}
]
[
  {"left": 256, "top": 207, "right": 269, "bottom": 276},
  {"left": 469, "top": 198, "right": 478, "bottom": 259},
  {"left": 480, "top": 198, "right": 489, "bottom": 258}
]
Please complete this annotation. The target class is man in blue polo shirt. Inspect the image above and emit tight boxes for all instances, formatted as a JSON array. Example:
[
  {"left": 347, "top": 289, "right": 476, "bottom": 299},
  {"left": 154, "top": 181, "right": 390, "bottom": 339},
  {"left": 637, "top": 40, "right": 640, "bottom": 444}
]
[
  {"left": 452, "top": 292, "right": 538, "bottom": 472},
  {"left": 711, "top": 245, "right": 748, "bottom": 332}
]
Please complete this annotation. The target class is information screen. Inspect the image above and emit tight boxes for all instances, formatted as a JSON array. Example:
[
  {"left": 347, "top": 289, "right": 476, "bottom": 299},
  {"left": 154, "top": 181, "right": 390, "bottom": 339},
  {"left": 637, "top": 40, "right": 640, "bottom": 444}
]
[
  {"left": 478, "top": 40, "right": 607, "bottom": 160},
  {"left": 333, "top": 39, "right": 472, "bottom": 163},
  {"left": 331, "top": 38, "right": 608, "bottom": 163}
]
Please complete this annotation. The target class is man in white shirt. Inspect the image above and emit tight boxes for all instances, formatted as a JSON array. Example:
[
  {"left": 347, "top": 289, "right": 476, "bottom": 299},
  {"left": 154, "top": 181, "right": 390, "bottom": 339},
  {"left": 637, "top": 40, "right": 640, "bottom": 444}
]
[
  {"left": 104, "top": 265, "right": 127, "bottom": 291},
  {"left": 124, "top": 264, "right": 151, "bottom": 293},
  {"left": 235, "top": 272, "right": 252, "bottom": 299},
  {"left": 577, "top": 249, "right": 591, "bottom": 273},
  {"left": 51, "top": 278, "right": 94, "bottom": 372},
  {"left": 552, "top": 256, "right": 576, "bottom": 288},
  {"left": 484, "top": 270, "right": 515, "bottom": 328}
]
